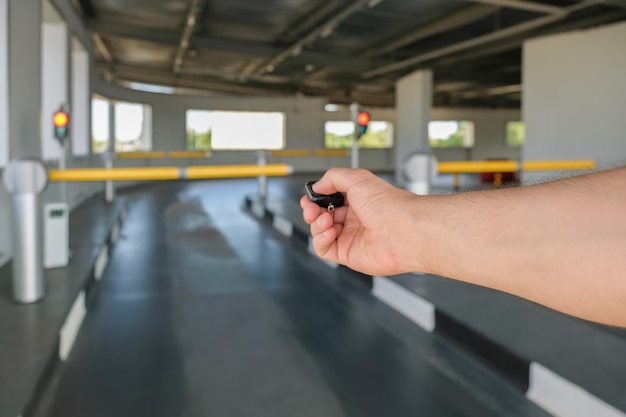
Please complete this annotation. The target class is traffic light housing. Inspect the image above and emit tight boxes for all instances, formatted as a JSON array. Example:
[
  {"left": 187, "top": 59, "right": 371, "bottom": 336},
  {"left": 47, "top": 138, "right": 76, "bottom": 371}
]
[
  {"left": 356, "top": 111, "right": 370, "bottom": 139},
  {"left": 53, "top": 110, "right": 69, "bottom": 142}
]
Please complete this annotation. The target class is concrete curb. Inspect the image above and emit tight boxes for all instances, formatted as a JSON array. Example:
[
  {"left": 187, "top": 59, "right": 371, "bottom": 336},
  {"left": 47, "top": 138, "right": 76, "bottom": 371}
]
[{"left": 246, "top": 196, "right": 626, "bottom": 417}]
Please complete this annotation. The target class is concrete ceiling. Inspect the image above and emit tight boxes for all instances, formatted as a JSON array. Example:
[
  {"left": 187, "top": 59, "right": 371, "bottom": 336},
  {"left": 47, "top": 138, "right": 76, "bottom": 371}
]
[{"left": 77, "top": 0, "right": 626, "bottom": 107}]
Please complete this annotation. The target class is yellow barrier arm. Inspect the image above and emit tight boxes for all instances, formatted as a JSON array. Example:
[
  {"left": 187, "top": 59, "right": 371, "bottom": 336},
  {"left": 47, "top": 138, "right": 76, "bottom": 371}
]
[
  {"left": 438, "top": 160, "right": 595, "bottom": 174},
  {"left": 312, "top": 149, "right": 350, "bottom": 157},
  {"left": 269, "top": 150, "right": 312, "bottom": 158},
  {"left": 49, "top": 164, "right": 292, "bottom": 182},
  {"left": 438, "top": 161, "right": 519, "bottom": 173},
  {"left": 116, "top": 151, "right": 166, "bottom": 159},
  {"left": 522, "top": 160, "right": 595, "bottom": 171},
  {"left": 167, "top": 151, "right": 212, "bottom": 159},
  {"left": 187, "top": 164, "right": 292, "bottom": 179}
]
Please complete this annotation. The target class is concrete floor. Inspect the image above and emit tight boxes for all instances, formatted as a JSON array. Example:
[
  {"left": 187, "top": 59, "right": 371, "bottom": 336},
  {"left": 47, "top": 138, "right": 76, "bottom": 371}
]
[{"left": 41, "top": 178, "right": 549, "bottom": 417}]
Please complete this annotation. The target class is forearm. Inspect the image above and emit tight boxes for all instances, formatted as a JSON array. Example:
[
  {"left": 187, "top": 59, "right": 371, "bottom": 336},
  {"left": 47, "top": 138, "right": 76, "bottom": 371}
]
[{"left": 417, "top": 168, "right": 626, "bottom": 326}]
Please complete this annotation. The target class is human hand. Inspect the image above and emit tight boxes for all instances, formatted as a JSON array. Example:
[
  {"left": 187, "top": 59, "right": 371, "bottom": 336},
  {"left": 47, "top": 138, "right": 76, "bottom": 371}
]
[{"left": 300, "top": 168, "right": 428, "bottom": 276}]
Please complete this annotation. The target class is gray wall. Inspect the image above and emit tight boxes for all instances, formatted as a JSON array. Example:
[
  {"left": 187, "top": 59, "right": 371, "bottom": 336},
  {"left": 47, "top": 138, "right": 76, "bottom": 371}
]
[
  {"left": 523, "top": 21, "right": 626, "bottom": 178},
  {"left": 0, "top": 0, "right": 523, "bottom": 265},
  {"left": 94, "top": 77, "right": 521, "bottom": 172},
  {"left": 0, "top": 0, "right": 100, "bottom": 265},
  {"left": 431, "top": 107, "right": 522, "bottom": 162}
]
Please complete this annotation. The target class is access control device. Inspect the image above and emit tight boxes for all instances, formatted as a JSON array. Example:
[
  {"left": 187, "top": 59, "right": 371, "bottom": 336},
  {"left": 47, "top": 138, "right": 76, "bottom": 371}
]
[{"left": 305, "top": 181, "right": 345, "bottom": 213}]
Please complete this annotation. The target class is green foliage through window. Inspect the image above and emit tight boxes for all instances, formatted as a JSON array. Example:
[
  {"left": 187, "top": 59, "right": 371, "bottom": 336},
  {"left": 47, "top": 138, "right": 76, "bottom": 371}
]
[
  {"left": 506, "top": 121, "right": 525, "bottom": 147},
  {"left": 429, "top": 121, "right": 474, "bottom": 148},
  {"left": 186, "top": 110, "right": 284, "bottom": 150},
  {"left": 325, "top": 121, "right": 393, "bottom": 149}
]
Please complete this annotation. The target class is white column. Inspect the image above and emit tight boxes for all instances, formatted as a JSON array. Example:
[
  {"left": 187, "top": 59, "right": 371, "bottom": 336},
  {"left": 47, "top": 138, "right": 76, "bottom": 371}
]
[
  {"left": 41, "top": 5, "right": 69, "bottom": 161},
  {"left": 0, "top": 0, "right": 8, "bottom": 167},
  {"left": 523, "top": 21, "right": 626, "bottom": 183},
  {"left": 71, "top": 37, "right": 89, "bottom": 157},
  {"left": 395, "top": 69, "right": 432, "bottom": 188},
  {"left": 8, "top": 0, "right": 42, "bottom": 158}
]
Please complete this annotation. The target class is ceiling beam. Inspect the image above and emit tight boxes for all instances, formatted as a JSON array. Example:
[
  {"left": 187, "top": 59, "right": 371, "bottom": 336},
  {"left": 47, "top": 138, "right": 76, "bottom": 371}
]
[
  {"left": 574, "top": 0, "right": 626, "bottom": 7},
  {"left": 88, "top": 20, "right": 377, "bottom": 73},
  {"left": 96, "top": 63, "right": 296, "bottom": 96},
  {"left": 601, "top": 0, "right": 626, "bottom": 8},
  {"left": 363, "top": 4, "right": 499, "bottom": 57},
  {"left": 277, "top": 0, "right": 343, "bottom": 43},
  {"left": 363, "top": 1, "right": 597, "bottom": 79},
  {"left": 464, "top": 0, "right": 565, "bottom": 14},
  {"left": 244, "top": 0, "right": 387, "bottom": 79},
  {"left": 92, "top": 33, "right": 113, "bottom": 63},
  {"left": 430, "top": 8, "right": 626, "bottom": 69},
  {"left": 454, "top": 83, "right": 522, "bottom": 98},
  {"left": 173, "top": 0, "right": 207, "bottom": 74}
]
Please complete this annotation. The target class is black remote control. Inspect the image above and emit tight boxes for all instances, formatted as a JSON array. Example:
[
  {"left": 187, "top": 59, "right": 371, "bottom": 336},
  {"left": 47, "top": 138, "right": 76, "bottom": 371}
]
[{"left": 305, "top": 181, "right": 345, "bottom": 211}]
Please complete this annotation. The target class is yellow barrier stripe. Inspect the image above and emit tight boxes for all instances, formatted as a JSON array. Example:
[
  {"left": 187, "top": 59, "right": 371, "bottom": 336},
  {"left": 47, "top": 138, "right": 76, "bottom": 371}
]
[
  {"left": 116, "top": 151, "right": 166, "bottom": 159},
  {"left": 49, "top": 164, "right": 292, "bottom": 182},
  {"left": 49, "top": 167, "right": 180, "bottom": 182},
  {"left": 269, "top": 150, "right": 312, "bottom": 158},
  {"left": 522, "top": 160, "right": 595, "bottom": 171},
  {"left": 312, "top": 149, "right": 350, "bottom": 157},
  {"left": 186, "top": 164, "right": 291, "bottom": 179},
  {"left": 438, "top": 161, "right": 519, "bottom": 174},
  {"left": 167, "top": 151, "right": 212, "bottom": 159}
]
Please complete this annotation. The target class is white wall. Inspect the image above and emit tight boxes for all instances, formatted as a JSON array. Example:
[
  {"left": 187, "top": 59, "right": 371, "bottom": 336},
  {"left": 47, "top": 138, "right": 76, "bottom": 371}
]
[
  {"left": 431, "top": 108, "right": 522, "bottom": 162},
  {"left": 0, "top": 0, "right": 101, "bottom": 265},
  {"left": 41, "top": 20, "right": 69, "bottom": 160},
  {"left": 71, "top": 37, "right": 90, "bottom": 156},
  {"left": 0, "top": 0, "right": 8, "bottom": 168},
  {"left": 94, "top": 78, "right": 520, "bottom": 173},
  {"left": 523, "top": 21, "right": 626, "bottom": 173}
]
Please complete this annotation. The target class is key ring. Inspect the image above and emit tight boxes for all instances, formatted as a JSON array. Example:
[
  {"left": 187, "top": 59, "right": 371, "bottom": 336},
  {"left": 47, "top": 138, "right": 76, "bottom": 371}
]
[{"left": 305, "top": 181, "right": 345, "bottom": 212}]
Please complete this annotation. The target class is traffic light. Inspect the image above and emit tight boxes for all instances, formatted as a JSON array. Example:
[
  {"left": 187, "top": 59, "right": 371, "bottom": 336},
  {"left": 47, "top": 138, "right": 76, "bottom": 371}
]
[
  {"left": 53, "top": 110, "right": 69, "bottom": 142},
  {"left": 356, "top": 111, "right": 370, "bottom": 139}
]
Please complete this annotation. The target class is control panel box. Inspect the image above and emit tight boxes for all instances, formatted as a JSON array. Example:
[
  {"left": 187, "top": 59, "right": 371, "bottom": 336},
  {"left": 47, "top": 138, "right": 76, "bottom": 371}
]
[{"left": 44, "top": 203, "right": 69, "bottom": 269}]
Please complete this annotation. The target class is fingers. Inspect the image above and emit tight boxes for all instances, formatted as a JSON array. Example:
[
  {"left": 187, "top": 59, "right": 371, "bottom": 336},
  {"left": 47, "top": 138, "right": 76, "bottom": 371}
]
[
  {"left": 311, "top": 167, "right": 374, "bottom": 195},
  {"left": 301, "top": 196, "right": 344, "bottom": 261},
  {"left": 301, "top": 196, "right": 348, "bottom": 226}
]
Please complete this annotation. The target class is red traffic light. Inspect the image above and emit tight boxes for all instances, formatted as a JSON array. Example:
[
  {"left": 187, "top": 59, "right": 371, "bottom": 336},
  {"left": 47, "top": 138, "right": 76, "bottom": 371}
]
[
  {"left": 357, "top": 111, "right": 371, "bottom": 126},
  {"left": 53, "top": 111, "right": 69, "bottom": 128}
]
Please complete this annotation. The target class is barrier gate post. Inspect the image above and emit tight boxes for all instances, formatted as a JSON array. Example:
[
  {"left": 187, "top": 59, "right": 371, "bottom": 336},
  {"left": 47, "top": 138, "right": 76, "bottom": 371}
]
[
  {"left": 257, "top": 150, "right": 268, "bottom": 200},
  {"left": 1, "top": 158, "right": 48, "bottom": 303},
  {"left": 103, "top": 147, "right": 115, "bottom": 203}
]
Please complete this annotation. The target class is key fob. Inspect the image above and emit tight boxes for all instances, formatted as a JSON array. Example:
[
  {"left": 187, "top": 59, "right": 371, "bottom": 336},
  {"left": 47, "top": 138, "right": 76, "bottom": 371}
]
[{"left": 305, "top": 181, "right": 345, "bottom": 211}]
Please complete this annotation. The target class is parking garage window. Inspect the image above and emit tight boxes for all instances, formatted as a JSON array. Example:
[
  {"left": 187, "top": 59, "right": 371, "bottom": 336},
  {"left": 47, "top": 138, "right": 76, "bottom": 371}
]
[
  {"left": 186, "top": 110, "right": 285, "bottom": 150},
  {"left": 324, "top": 121, "right": 394, "bottom": 149},
  {"left": 429, "top": 121, "right": 475, "bottom": 148},
  {"left": 91, "top": 96, "right": 153, "bottom": 153},
  {"left": 506, "top": 121, "right": 525, "bottom": 147}
]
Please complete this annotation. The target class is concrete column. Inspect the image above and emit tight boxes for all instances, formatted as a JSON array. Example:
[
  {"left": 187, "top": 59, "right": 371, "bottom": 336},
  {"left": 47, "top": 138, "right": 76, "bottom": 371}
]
[
  {"left": 8, "top": 0, "right": 42, "bottom": 158},
  {"left": 395, "top": 69, "right": 432, "bottom": 188}
]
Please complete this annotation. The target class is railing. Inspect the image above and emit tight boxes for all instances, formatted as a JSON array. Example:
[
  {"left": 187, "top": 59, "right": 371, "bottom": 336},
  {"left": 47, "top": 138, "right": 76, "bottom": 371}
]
[
  {"left": 48, "top": 164, "right": 291, "bottom": 182},
  {"left": 437, "top": 160, "right": 596, "bottom": 187},
  {"left": 115, "top": 151, "right": 212, "bottom": 159}
]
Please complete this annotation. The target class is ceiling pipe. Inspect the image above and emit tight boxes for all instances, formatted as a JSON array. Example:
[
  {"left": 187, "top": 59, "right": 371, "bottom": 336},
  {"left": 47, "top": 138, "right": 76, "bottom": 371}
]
[
  {"left": 173, "top": 0, "right": 207, "bottom": 74},
  {"left": 363, "top": 1, "right": 597, "bottom": 79},
  {"left": 97, "top": 63, "right": 295, "bottom": 96},
  {"left": 364, "top": 4, "right": 499, "bottom": 57},
  {"left": 465, "top": 0, "right": 565, "bottom": 15},
  {"left": 277, "top": 0, "right": 343, "bottom": 42},
  {"left": 245, "top": 0, "right": 387, "bottom": 80},
  {"left": 92, "top": 33, "right": 113, "bottom": 63}
]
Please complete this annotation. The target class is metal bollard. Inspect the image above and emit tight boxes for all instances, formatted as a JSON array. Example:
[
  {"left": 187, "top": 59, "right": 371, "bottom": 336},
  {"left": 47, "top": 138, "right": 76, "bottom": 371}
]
[
  {"left": 404, "top": 152, "right": 438, "bottom": 196},
  {"left": 2, "top": 158, "right": 48, "bottom": 303},
  {"left": 257, "top": 150, "right": 268, "bottom": 200},
  {"left": 102, "top": 149, "right": 115, "bottom": 203}
]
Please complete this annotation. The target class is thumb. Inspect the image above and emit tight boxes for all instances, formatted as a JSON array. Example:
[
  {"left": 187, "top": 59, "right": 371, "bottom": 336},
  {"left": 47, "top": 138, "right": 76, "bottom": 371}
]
[{"left": 312, "top": 168, "right": 373, "bottom": 196}]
